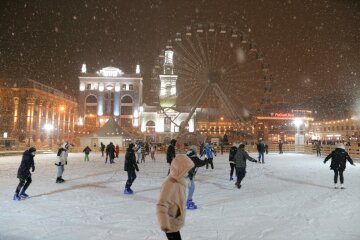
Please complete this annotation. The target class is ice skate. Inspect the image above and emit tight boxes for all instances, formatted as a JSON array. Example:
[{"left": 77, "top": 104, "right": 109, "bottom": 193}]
[
  {"left": 124, "top": 188, "right": 134, "bottom": 195},
  {"left": 19, "top": 192, "right": 29, "bottom": 199},
  {"left": 340, "top": 184, "right": 345, "bottom": 189},
  {"left": 334, "top": 183, "right": 338, "bottom": 189},
  {"left": 235, "top": 181, "right": 241, "bottom": 189},
  {"left": 186, "top": 200, "right": 197, "bottom": 210},
  {"left": 230, "top": 176, "right": 234, "bottom": 181},
  {"left": 13, "top": 193, "right": 21, "bottom": 201}
]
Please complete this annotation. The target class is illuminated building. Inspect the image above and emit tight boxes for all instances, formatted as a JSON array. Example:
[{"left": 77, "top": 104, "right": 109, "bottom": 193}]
[
  {"left": 0, "top": 78, "right": 78, "bottom": 146},
  {"left": 78, "top": 65, "right": 143, "bottom": 132}
]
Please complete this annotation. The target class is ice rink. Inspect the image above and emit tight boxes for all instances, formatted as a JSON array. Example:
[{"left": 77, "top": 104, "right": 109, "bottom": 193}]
[{"left": 0, "top": 151, "right": 359, "bottom": 240}]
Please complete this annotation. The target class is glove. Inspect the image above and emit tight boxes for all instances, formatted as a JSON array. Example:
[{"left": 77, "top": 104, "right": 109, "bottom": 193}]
[
  {"left": 65, "top": 161, "right": 68, "bottom": 165},
  {"left": 323, "top": 160, "right": 326, "bottom": 164},
  {"left": 135, "top": 166, "right": 139, "bottom": 172},
  {"left": 352, "top": 163, "right": 356, "bottom": 166},
  {"left": 32, "top": 167, "right": 35, "bottom": 172}
]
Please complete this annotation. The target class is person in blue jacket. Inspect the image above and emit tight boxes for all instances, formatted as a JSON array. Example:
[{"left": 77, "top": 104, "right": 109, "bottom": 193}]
[
  {"left": 13, "top": 147, "right": 36, "bottom": 200},
  {"left": 201, "top": 142, "right": 216, "bottom": 169}
]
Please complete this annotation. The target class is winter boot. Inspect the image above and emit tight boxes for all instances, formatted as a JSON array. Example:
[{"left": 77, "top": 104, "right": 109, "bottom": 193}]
[
  {"left": 230, "top": 176, "right": 234, "bottom": 181},
  {"left": 56, "top": 177, "right": 61, "bottom": 183},
  {"left": 334, "top": 183, "right": 338, "bottom": 189},
  {"left": 340, "top": 184, "right": 345, "bottom": 189},
  {"left": 13, "top": 193, "right": 21, "bottom": 201},
  {"left": 19, "top": 192, "right": 29, "bottom": 198}
]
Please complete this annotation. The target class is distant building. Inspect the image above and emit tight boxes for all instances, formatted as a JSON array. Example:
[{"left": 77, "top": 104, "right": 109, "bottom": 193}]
[
  {"left": 0, "top": 78, "right": 78, "bottom": 146},
  {"left": 78, "top": 65, "right": 143, "bottom": 131}
]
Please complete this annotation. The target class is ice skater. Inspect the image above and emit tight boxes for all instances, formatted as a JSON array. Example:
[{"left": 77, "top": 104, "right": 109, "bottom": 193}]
[
  {"left": 13, "top": 147, "right": 37, "bottom": 200},
  {"left": 157, "top": 154, "right": 194, "bottom": 240},
  {"left": 100, "top": 142, "right": 105, "bottom": 157},
  {"left": 201, "top": 142, "right": 216, "bottom": 169},
  {"left": 150, "top": 144, "right": 156, "bottom": 162},
  {"left": 234, "top": 143, "right": 258, "bottom": 189},
  {"left": 257, "top": 138, "right": 266, "bottom": 163},
  {"left": 315, "top": 140, "right": 321, "bottom": 157},
  {"left": 82, "top": 146, "right": 92, "bottom": 161},
  {"left": 186, "top": 145, "right": 208, "bottom": 209},
  {"left": 166, "top": 139, "right": 176, "bottom": 175},
  {"left": 55, "top": 142, "right": 69, "bottom": 183},
  {"left": 323, "top": 143, "right": 355, "bottom": 189},
  {"left": 124, "top": 143, "right": 139, "bottom": 194},
  {"left": 229, "top": 143, "right": 238, "bottom": 181}
]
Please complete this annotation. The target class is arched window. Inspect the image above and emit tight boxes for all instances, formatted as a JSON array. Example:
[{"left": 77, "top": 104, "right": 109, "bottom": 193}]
[
  {"left": 146, "top": 120, "right": 156, "bottom": 133},
  {"left": 121, "top": 96, "right": 133, "bottom": 103},
  {"left": 85, "top": 95, "right": 97, "bottom": 115},
  {"left": 121, "top": 95, "right": 133, "bottom": 115}
]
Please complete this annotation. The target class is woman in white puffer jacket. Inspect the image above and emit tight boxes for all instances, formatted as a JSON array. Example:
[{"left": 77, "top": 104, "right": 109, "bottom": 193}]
[{"left": 55, "top": 142, "right": 69, "bottom": 183}]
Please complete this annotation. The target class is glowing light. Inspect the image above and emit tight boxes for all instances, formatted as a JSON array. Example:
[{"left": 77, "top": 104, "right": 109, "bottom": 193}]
[
  {"left": 99, "top": 83, "right": 104, "bottom": 92},
  {"left": 293, "top": 118, "right": 303, "bottom": 127},
  {"left": 43, "top": 124, "right": 54, "bottom": 131},
  {"left": 59, "top": 106, "right": 65, "bottom": 111},
  {"left": 79, "top": 82, "right": 85, "bottom": 91},
  {"left": 136, "top": 64, "right": 140, "bottom": 74},
  {"left": 81, "top": 63, "right": 87, "bottom": 73}
]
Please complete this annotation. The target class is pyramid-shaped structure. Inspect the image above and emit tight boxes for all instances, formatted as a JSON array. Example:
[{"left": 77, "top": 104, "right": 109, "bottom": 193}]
[{"left": 93, "top": 117, "right": 134, "bottom": 138}]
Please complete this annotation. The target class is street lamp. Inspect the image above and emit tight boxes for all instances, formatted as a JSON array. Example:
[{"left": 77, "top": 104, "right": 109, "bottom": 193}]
[{"left": 43, "top": 123, "right": 54, "bottom": 148}]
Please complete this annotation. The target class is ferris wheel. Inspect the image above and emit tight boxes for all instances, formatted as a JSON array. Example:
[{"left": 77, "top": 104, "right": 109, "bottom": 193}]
[{"left": 150, "top": 22, "right": 272, "bottom": 134}]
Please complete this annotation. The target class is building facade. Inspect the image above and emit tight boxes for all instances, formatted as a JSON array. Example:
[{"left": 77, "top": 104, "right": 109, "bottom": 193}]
[
  {"left": 78, "top": 65, "right": 143, "bottom": 132},
  {"left": 0, "top": 78, "right": 78, "bottom": 147}
]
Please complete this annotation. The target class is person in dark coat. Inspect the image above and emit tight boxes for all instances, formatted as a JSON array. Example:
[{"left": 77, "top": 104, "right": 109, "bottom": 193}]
[
  {"left": 257, "top": 139, "right": 266, "bottom": 164},
  {"left": 83, "top": 146, "right": 92, "bottom": 161},
  {"left": 100, "top": 142, "right": 105, "bottom": 157},
  {"left": 315, "top": 140, "right": 321, "bottom": 157},
  {"left": 124, "top": 143, "right": 139, "bottom": 194},
  {"left": 278, "top": 140, "right": 283, "bottom": 154},
  {"left": 234, "top": 143, "right": 257, "bottom": 189},
  {"left": 323, "top": 143, "right": 355, "bottom": 189},
  {"left": 228, "top": 143, "right": 238, "bottom": 181},
  {"left": 13, "top": 147, "right": 36, "bottom": 200},
  {"left": 186, "top": 145, "right": 208, "bottom": 209},
  {"left": 166, "top": 139, "right": 177, "bottom": 175},
  {"left": 105, "top": 142, "right": 115, "bottom": 164}
]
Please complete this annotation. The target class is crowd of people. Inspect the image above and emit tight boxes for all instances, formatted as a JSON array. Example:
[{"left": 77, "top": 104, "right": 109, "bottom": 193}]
[{"left": 12, "top": 138, "right": 356, "bottom": 240}]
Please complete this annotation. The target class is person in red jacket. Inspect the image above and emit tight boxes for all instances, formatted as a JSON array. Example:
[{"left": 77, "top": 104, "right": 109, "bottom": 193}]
[{"left": 115, "top": 144, "right": 120, "bottom": 158}]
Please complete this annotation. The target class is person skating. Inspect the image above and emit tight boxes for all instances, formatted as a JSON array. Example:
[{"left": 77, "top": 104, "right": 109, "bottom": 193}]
[
  {"left": 279, "top": 140, "right": 283, "bottom": 154},
  {"left": 257, "top": 138, "right": 266, "bottom": 164},
  {"left": 150, "top": 144, "right": 156, "bottom": 162},
  {"left": 83, "top": 146, "right": 92, "bottom": 161},
  {"left": 323, "top": 143, "right": 355, "bottom": 189},
  {"left": 157, "top": 154, "right": 194, "bottom": 240},
  {"left": 55, "top": 142, "right": 69, "bottom": 183},
  {"left": 105, "top": 142, "right": 115, "bottom": 164},
  {"left": 100, "top": 142, "right": 105, "bottom": 157},
  {"left": 201, "top": 142, "right": 216, "bottom": 169},
  {"left": 185, "top": 145, "right": 208, "bottom": 210},
  {"left": 166, "top": 139, "right": 177, "bottom": 175},
  {"left": 228, "top": 143, "right": 238, "bottom": 181},
  {"left": 124, "top": 143, "right": 139, "bottom": 194},
  {"left": 141, "top": 145, "right": 146, "bottom": 163},
  {"left": 234, "top": 143, "right": 257, "bottom": 189},
  {"left": 115, "top": 144, "right": 120, "bottom": 158},
  {"left": 315, "top": 140, "right": 321, "bottom": 157},
  {"left": 13, "top": 147, "right": 37, "bottom": 200},
  {"left": 136, "top": 143, "right": 142, "bottom": 163}
]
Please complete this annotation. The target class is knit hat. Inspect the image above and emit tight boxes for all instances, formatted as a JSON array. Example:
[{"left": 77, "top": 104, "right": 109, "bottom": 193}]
[
  {"left": 28, "top": 147, "right": 37, "bottom": 153},
  {"left": 128, "top": 143, "right": 135, "bottom": 149},
  {"left": 336, "top": 143, "right": 345, "bottom": 150}
]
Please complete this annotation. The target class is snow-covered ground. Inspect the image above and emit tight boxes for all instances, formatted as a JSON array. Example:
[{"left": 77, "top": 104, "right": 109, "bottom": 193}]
[{"left": 0, "top": 151, "right": 359, "bottom": 240}]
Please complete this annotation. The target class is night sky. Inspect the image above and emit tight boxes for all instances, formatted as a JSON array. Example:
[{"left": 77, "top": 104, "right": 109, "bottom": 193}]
[{"left": 1, "top": 0, "right": 359, "bottom": 118}]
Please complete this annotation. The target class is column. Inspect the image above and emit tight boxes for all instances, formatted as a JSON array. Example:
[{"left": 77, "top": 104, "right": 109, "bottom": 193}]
[
  {"left": 26, "top": 97, "right": 36, "bottom": 145},
  {"left": 13, "top": 97, "right": 19, "bottom": 131},
  {"left": 37, "top": 99, "right": 44, "bottom": 142},
  {"left": 97, "top": 92, "right": 104, "bottom": 116},
  {"left": 114, "top": 92, "right": 120, "bottom": 116}
]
